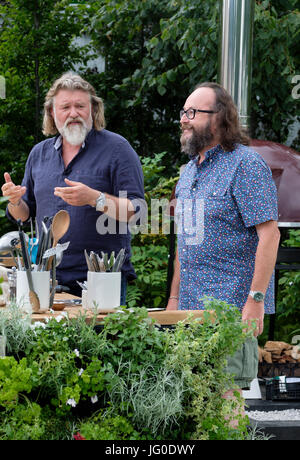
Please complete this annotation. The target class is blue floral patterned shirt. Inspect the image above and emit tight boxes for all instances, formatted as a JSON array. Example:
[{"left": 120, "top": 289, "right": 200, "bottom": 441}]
[{"left": 175, "top": 144, "right": 278, "bottom": 313}]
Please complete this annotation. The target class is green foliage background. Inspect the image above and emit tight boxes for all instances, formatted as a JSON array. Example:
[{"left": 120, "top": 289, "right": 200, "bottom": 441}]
[
  {"left": 0, "top": 0, "right": 298, "bottom": 190},
  {"left": 0, "top": 0, "right": 299, "bottom": 327}
]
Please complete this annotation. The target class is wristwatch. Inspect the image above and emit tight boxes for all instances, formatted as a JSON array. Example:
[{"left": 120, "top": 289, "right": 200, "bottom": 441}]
[
  {"left": 95, "top": 192, "right": 106, "bottom": 212},
  {"left": 249, "top": 291, "right": 265, "bottom": 302}
]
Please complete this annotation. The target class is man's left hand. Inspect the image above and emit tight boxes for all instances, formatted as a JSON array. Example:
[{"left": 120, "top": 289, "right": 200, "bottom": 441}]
[
  {"left": 241, "top": 299, "right": 264, "bottom": 337},
  {"left": 54, "top": 178, "right": 99, "bottom": 207}
]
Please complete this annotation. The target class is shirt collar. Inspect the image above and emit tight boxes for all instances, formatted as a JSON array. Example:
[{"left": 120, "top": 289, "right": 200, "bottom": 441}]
[
  {"left": 205, "top": 144, "right": 223, "bottom": 159},
  {"left": 191, "top": 144, "right": 222, "bottom": 165}
]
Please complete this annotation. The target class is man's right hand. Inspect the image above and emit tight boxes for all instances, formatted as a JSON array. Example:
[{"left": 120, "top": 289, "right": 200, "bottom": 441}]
[{"left": 1, "top": 172, "right": 26, "bottom": 205}]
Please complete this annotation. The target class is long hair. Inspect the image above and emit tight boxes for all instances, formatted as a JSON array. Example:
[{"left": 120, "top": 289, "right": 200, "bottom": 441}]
[
  {"left": 195, "top": 82, "right": 250, "bottom": 151},
  {"left": 42, "top": 73, "right": 106, "bottom": 136}
]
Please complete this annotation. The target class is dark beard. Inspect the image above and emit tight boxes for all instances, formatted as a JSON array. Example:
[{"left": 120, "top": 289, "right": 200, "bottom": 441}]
[{"left": 181, "top": 124, "right": 214, "bottom": 160}]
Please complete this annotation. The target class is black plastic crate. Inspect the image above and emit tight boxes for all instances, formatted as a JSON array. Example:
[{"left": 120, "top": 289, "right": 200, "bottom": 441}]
[{"left": 266, "top": 378, "right": 300, "bottom": 401}]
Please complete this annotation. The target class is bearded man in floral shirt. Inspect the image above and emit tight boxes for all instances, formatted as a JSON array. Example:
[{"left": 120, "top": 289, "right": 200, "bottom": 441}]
[{"left": 167, "top": 83, "right": 280, "bottom": 398}]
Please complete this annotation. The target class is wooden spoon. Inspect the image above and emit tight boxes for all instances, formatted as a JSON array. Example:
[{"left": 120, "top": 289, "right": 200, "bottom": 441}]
[
  {"left": 51, "top": 210, "right": 70, "bottom": 247},
  {"left": 47, "top": 210, "right": 70, "bottom": 270}
]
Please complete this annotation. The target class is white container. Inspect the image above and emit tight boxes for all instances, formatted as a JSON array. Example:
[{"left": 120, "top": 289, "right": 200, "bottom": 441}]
[
  {"left": 87, "top": 271, "right": 121, "bottom": 312},
  {"left": 16, "top": 270, "right": 50, "bottom": 313},
  {"left": 81, "top": 289, "right": 88, "bottom": 309}
]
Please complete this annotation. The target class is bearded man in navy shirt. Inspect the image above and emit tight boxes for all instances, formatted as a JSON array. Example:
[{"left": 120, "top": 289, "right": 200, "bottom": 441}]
[{"left": 2, "top": 73, "right": 145, "bottom": 300}]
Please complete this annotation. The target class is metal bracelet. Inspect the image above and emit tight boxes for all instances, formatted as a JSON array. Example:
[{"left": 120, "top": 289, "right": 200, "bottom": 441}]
[{"left": 169, "top": 296, "right": 179, "bottom": 300}]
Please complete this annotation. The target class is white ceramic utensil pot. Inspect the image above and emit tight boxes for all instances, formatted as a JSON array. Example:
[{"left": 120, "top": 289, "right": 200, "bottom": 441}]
[
  {"left": 87, "top": 271, "right": 121, "bottom": 311},
  {"left": 16, "top": 271, "right": 50, "bottom": 313}
]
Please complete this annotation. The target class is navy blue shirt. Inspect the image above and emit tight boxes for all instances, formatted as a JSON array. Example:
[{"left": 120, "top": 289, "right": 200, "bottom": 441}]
[
  {"left": 175, "top": 144, "right": 278, "bottom": 313},
  {"left": 7, "top": 129, "right": 144, "bottom": 285}
]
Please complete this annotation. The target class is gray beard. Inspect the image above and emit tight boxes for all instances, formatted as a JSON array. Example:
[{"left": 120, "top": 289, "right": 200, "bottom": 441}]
[
  {"left": 61, "top": 122, "right": 90, "bottom": 146},
  {"left": 181, "top": 125, "right": 214, "bottom": 160}
]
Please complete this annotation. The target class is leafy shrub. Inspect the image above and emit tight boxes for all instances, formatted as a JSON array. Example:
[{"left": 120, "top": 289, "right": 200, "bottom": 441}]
[
  {"left": 0, "top": 400, "right": 46, "bottom": 441},
  {"left": 128, "top": 244, "right": 169, "bottom": 308},
  {"left": 0, "top": 357, "right": 33, "bottom": 407},
  {"left": 276, "top": 230, "right": 300, "bottom": 341},
  {"left": 0, "top": 300, "right": 255, "bottom": 440}
]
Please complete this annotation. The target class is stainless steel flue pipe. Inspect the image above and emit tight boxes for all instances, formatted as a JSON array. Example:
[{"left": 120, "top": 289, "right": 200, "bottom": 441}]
[{"left": 218, "top": 0, "right": 255, "bottom": 130}]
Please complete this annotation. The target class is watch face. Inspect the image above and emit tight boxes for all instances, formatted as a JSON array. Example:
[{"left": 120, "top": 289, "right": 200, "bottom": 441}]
[{"left": 253, "top": 292, "right": 264, "bottom": 302}]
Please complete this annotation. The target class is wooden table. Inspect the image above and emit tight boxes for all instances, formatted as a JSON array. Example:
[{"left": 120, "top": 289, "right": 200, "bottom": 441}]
[{"left": 30, "top": 293, "right": 208, "bottom": 326}]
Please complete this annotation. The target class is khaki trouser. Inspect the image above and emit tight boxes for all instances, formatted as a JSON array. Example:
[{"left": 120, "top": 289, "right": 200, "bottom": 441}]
[{"left": 225, "top": 337, "right": 259, "bottom": 390}]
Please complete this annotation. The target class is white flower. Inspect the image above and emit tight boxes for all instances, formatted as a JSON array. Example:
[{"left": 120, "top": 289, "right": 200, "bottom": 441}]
[
  {"left": 55, "top": 312, "right": 68, "bottom": 322},
  {"left": 78, "top": 368, "right": 84, "bottom": 376},
  {"left": 66, "top": 398, "right": 77, "bottom": 407},
  {"left": 91, "top": 395, "right": 98, "bottom": 404},
  {"left": 74, "top": 349, "right": 80, "bottom": 357},
  {"left": 31, "top": 321, "right": 46, "bottom": 329}
]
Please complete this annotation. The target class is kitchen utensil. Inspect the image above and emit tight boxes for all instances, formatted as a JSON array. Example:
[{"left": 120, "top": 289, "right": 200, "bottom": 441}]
[
  {"left": 90, "top": 251, "right": 100, "bottom": 271},
  {"left": 51, "top": 302, "right": 66, "bottom": 311},
  {"left": 112, "top": 248, "right": 126, "bottom": 272},
  {"left": 49, "top": 255, "right": 56, "bottom": 308},
  {"left": 17, "top": 220, "right": 40, "bottom": 312},
  {"left": 76, "top": 280, "right": 87, "bottom": 290},
  {"left": 35, "top": 217, "right": 39, "bottom": 241},
  {"left": 30, "top": 217, "right": 34, "bottom": 241},
  {"left": 29, "top": 237, "right": 39, "bottom": 264},
  {"left": 36, "top": 220, "right": 48, "bottom": 267},
  {"left": 10, "top": 238, "right": 22, "bottom": 270},
  {"left": 40, "top": 228, "right": 52, "bottom": 271},
  {"left": 52, "top": 299, "right": 81, "bottom": 306},
  {"left": 84, "top": 249, "right": 94, "bottom": 271},
  {"left": 0, "top": 231, "right": 28, "bottom": 254},
  {"left": 51, "top": 210, "right": 70, "bottom": 246},
  {"left": 47, "top": 210, "right": 70, "bottom": 270},
  {"left": 55, "top": 250, "right": 63, "bottom": 267}
]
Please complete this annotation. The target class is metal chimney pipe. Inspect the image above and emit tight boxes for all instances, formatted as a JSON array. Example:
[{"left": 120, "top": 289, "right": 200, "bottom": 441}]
[{"left": 218, "top": 0, "right": 255, "bottom": 130}]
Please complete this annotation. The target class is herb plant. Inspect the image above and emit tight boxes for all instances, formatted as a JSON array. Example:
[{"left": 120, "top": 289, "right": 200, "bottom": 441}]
[{"left": 0, "top": 300, "right": 257, "bottom": 440}]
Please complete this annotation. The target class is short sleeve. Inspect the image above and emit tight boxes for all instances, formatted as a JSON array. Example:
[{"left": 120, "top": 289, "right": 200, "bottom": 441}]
[
  {"left": 111, "top": 138, "right": 144, "bottom": 202},
  {"left": 232, "top": 156, "right": 278, "bottom": 227},
  {"left": 21, "top": 151, "right": 37, "bottom": 218}
]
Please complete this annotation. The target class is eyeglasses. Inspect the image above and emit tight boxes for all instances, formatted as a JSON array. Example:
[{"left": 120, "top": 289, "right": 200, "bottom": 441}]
[{"left": 180, "top": 108, "right": 218, "bottom": 120}]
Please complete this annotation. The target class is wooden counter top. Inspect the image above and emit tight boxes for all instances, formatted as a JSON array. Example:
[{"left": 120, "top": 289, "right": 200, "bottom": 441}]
[{"left": 29, "top": 293, "right": 208, "bottom": 326}]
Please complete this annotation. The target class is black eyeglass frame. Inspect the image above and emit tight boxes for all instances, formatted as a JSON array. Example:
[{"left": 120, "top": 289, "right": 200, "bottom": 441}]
[{"left": 180, "top": 108, "right": 218, "bottom": 120}]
